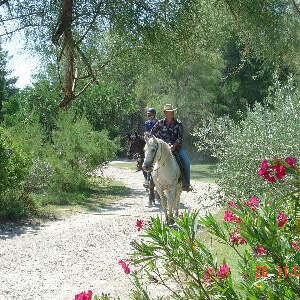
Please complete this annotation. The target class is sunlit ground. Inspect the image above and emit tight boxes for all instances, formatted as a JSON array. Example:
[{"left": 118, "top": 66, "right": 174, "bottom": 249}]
[{"left": 110, "top": 160, "right": 216, "bottom": 183}]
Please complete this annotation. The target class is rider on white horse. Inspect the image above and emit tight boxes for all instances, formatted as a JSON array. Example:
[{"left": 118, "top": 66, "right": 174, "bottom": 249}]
[{"left": 150, "top": 104, "right": 191, "bottom": 192}]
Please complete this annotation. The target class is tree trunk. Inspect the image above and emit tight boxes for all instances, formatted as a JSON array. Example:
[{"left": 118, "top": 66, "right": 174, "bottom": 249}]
[{"left": 58, "top": 0, "right": 75, "bottom": 108}]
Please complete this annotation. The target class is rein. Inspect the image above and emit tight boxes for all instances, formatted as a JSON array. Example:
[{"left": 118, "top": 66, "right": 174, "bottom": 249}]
[{"left": 152, "top": 142, "right": 167, "bottom": 172}]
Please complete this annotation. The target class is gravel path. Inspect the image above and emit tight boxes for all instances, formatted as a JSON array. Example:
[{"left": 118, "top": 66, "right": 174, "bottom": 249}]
[{"left": 0, "top": 163, "right": 218, "bottom": 300}]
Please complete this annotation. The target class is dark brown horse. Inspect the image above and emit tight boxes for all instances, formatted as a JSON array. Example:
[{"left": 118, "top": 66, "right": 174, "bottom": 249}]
[{"left": 126, "top": 132, "right": 157, "bottom": 205}]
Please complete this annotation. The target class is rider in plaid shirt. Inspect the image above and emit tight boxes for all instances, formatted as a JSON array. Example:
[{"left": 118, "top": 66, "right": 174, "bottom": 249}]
[{"left": 150, "top": 104, "right": 191, "bottom": 191}]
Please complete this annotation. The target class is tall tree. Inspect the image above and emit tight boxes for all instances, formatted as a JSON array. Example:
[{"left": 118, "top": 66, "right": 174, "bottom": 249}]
[
  {"left": 0, "top": 0, "right": 298, "bottom": 108},
  {"left": 0, "top": 44, "right": 17, "bottom": 121}
]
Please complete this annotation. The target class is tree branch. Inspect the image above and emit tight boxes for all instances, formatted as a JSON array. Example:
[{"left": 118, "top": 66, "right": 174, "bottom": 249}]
[
  {"left": 74, "top": 78, "right": 94, "bottom": 98},
  {"left": 74, "top": 0, "right": 104, "bottom": 47},
  {"left": 290, "top": 0, "right": 300, "bottom": 15},
  {"left": 75, "top": 45, "right": 99, "bottom": 84},
  {"left": 0, "top": 12, "right": 40, "bottom": 23},
  {"left": 0, "top": 24, "right": 41, "bottom": 37},
  {"left": 0, "top": 0, "right": 9, "bottom": 7}
]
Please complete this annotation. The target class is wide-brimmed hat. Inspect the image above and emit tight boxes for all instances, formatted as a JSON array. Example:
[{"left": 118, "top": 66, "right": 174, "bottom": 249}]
[{"left": 163, "top": 103, "right": 177, "bottom": 112}]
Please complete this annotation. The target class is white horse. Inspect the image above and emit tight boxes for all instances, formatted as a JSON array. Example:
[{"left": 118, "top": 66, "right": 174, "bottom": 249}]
[{"left": 142, "top": 135, "right": 182, "bottom": 224}]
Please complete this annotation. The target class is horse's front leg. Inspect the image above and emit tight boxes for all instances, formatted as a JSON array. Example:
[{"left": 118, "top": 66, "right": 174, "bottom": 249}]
[
  {"left": 174, "top": 183, "right": 182, "bottom": 217},
  {"left": 165, "top": 188, "right": 176, "bottom": 224},
  {"left": 156, "top": 186, "right": 168, "bottom": 222}
]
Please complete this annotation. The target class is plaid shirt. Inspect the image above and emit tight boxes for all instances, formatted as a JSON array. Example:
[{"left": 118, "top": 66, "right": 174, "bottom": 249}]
[{"left": 150, "top": 118, "right": 183, "bottom": 147}]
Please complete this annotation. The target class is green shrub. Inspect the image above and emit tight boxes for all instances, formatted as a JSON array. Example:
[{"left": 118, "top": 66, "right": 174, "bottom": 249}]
[
  {"left": 125, "top": 158, "right": 300, "bottom": 299},
  {"left": 47, "top": 112, "right": 118, "bottom": 193},
  {"left": 0, "top": 128, "right": 33, "bottom": 220},
  {"left": 4, "top": 120, "right": 54, "bottom": 193},
  {"left": 194, "top": 77, "right": 300, "bottom": 200}
]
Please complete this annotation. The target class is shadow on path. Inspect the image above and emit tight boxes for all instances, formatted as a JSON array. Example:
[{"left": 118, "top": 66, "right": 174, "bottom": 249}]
[{"left": 0, "top": 222, "right": 46, "bottom": 240}]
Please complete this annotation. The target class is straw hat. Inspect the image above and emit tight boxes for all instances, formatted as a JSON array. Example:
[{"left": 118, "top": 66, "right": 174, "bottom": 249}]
[{"left": 163, "top": 103, "right": 177, "bottom": 112}]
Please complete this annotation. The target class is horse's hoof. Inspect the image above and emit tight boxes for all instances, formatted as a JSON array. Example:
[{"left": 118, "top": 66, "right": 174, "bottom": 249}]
[
  {"left": 167, "top": 217, "right": 175, "bottom": 225},
  {"left": 168, "top": 223, "right": 179, "bottom": 230}
]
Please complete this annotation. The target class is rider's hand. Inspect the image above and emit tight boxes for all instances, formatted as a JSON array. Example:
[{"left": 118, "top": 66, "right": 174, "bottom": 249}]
[{"left": 170, "top": 144, "right": 176, "bottom": 152}]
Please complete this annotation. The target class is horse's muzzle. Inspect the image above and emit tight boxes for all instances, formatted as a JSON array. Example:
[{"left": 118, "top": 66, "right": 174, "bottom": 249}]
[{"left": 142, "top": 163, "right": 153, "bottom": 172}]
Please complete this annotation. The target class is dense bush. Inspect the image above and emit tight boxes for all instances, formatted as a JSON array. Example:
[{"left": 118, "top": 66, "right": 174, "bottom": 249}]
[
  {"left": 1, "top": 112, "right": 119, "bottom": 216},
  {"left": 193, "top": 77, "right": 300, "bottom": 200},
  {"left": 46, "top": 112, "right": 118, "bottom": 192},
  {"left": 0, "top": 128, "right": 33, "bottom": 220},
  {"left": 2, "top": 80, "right": 60, "bottom": 139},
  {"left": 4, "top": 120, "right": 55, "bottom": 193}
]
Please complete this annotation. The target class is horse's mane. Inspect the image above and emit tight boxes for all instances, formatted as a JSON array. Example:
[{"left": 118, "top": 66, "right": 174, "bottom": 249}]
[
  {"left": 156, "top": 138, "right": 171, "bottom": 153},
  {"left": 150, "top": 137, "right": 173, "bottom": 164}
]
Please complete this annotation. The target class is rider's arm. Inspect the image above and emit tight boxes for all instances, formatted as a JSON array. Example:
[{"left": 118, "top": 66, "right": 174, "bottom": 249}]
[
  {"left": 173, "top": 122, "right": 183, "bottom": 150},
  {"left": 144, "top": 120, "right": 149, "bottom": 132},
  {"left": 150, "top": 120, "right": 160, "bottom": 136}
]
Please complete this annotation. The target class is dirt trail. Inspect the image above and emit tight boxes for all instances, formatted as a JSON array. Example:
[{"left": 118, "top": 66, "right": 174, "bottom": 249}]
[{"left": 0, "top": 163, "right": 217, "bottom": 300}]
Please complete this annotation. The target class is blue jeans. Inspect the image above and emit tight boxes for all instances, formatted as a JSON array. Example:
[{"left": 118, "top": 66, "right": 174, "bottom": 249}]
[{"left": 177, "top": 148, "right": 190, "bottom": 185}]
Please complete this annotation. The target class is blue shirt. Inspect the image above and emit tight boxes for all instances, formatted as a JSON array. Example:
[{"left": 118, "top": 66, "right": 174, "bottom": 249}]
[{"left": 144, "top": 119, "right": 158, "bottom": 132}]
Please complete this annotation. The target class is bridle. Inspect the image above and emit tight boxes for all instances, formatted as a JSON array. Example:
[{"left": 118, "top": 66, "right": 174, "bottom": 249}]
[{"left": 146, "top": 141, "right": 165, "bottom": 172}]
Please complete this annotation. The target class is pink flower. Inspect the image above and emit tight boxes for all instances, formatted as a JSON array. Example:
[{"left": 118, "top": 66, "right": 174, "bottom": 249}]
[
  {"left": 136, "top": 219, "right": 143, "bottom": 231},
  {"left": 291, "top": 241, "right": 299, "bottom": 251},
  {"left": 277, "top": 212, "right": 287, "bottom": 227},
  {"left": 257, "top": 159, "right": 270, "bottom": 176},
  {"left": 272, "top": 164, "right": 286, "bottom": 179},
  {"left": 118, "top": 259, "right": 131, "bottom": 274},
  {"left": 74, "top": 290, "right": 92, "bottom": 300},
  {"left": 202, "top": 267, "right": 214, "bottom": 286},
  {"left": 230, "top": 231, "right": 247, "bottom": 245},
  {"left": 224, "top": 210, "right": 233, "bottom": 222},
  {"left": 216, "top": 264, "right": 230, "bottom": 279},
  {"left": 227, "top": 201, "right": 239, "bottom": 209},
  {"left": 224, "top": 210, "right": 242, "bottom": 223},
  {"left": 257, "top": 159, "right": 277, "bottom": 183},
  {"left": 285, "top": 157, "right": 297, "bottom": 168},
  {"left": 264, "top": 173, "right": 276, "bottom": 183},
  {"left": 256, "top": 246, "right": 267, "bottom": 255},
  {"left": 244, "top": 196, "right": 260, "bottom": 211}
]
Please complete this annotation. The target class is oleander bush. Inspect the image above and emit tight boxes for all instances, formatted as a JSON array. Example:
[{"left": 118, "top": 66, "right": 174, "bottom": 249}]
[
  {"left": 75, "top": 156, "right": 299, "bottom": 299},
  {"left": 120, "top": 156, "right": 300, "bottom": 300}
]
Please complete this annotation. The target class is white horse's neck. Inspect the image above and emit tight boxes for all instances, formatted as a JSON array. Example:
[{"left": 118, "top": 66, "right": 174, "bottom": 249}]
[{"left": 154, "top": 139, "right": 176, "bottom": 170}]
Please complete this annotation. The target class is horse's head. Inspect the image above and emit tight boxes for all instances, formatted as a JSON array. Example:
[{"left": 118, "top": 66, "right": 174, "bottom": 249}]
[
  {"left": 143, "top": 135, "right": 159, "bottom": 172},
  {"left": 126, "top": 132, "right": 145, "bottom": 159}
]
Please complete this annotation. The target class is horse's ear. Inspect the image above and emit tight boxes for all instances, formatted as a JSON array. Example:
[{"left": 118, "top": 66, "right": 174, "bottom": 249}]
[{"left": 152, "top": 135, "right": 157, "bottom": 142}]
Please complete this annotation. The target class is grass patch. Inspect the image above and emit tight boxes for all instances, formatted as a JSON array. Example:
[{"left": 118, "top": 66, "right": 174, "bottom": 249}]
[
  {"left": 191, "top": 163, "right": 216, "bottom": 183},
  {"left": 110, "top": 160, "right": 216, "bottom": 183},
  {"left": 110, "top": 161, "right": 136, "bottom": 170},
  {"left": 199, "top": 208, "right": 249, "bottom": 283},
  {"left": 33, "top": 176, "right": 130, "bottom": 219}
]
